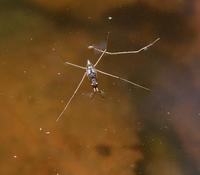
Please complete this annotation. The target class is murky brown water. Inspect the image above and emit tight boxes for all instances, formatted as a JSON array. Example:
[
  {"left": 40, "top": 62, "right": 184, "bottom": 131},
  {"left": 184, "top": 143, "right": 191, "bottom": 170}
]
[{"left": 0, "top": 0, "right": 200, "bottom": 175}]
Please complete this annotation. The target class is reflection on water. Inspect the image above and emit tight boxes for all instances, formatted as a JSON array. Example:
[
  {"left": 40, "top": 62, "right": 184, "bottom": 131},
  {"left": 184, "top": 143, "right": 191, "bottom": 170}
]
[{"left": 0, "top": 0, "right": 200, "bottom": 175}]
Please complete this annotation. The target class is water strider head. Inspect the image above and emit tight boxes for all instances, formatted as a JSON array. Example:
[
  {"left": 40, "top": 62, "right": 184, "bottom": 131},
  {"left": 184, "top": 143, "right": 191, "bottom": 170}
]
[
  {"left": 87, "top": 59, "right": 92, "bottom": 67},
  {"left": 86, "top": 59, "right": 95, "bottom": 76}
]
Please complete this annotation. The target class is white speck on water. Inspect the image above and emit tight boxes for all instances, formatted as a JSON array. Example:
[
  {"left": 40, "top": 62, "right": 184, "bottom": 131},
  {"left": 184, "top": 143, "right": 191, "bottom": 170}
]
[
  {"left": 167, "top": 111, "right": 171, "bottom": 115},
  {"left": 108, "top": 16, "right": 112, "bottom": 20},
  {"left": 88, "top": 45, "right": 94, "bottom": 49},
  {"left": 45, "top": 131, "right": 50, "bottom": 135},
  {"left": 39, "top": 128, "right": 42, "bottom": 131},
  {"left": 57, "top": 72, "right": 61, "bottom": 76},
  {"left": 13, "top": 155, "right": 17, "bottom": 158}
]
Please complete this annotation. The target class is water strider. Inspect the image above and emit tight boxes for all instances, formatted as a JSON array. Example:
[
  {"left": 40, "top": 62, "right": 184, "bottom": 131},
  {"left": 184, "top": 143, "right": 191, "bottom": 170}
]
[{"left": 56, "top": 35, "right": 160, "bottom": 122}]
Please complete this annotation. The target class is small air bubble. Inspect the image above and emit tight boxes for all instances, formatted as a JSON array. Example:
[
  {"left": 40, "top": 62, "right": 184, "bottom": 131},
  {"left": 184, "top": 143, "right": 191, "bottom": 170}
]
[
  {"left": 45, "top": 131, "right": 50, "bottom": 135},
  {"left": 88, "top": 45, "right": 94, "bottom": 49}
]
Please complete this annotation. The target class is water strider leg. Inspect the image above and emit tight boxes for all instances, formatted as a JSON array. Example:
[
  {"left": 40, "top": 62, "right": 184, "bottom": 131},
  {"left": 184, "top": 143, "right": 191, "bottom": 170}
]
[
  {"left": 96, "top": 69, "right": 151, "bottom": 91},
  {"left": 94, "top": 32, "right": 110, "bottom": 67},
  {"left": 56, "top": 72, "right": 87, "bottom": 122},
  {"left": 91, "top": 38, "right": 160, "bottom": 55},
  {"left": 64, "top": 61, "right": 86, "bottom": 70}
]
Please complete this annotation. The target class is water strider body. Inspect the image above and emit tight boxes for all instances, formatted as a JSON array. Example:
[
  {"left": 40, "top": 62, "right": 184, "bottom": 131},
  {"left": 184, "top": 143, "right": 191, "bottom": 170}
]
[
  {"left": 56, "top": 35, "right": 160, "bottom": 122},
  {"left": 86, "top": 60, "right": 99, "bottom": 92}
]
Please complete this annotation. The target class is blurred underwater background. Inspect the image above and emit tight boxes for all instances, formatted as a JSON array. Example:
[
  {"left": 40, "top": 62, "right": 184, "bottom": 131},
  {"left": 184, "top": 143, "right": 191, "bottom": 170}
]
[{"left": 0, "top": 0, "right": 200, "bottom": 174}]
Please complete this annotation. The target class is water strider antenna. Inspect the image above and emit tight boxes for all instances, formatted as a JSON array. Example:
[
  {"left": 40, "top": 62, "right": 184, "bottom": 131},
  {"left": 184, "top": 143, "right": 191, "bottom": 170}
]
[{"left": 91, "top": 37, "right": 160, "bottom": 55}]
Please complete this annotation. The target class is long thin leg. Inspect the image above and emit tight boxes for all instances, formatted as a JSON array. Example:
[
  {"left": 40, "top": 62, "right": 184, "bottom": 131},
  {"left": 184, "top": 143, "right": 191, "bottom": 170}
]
[
  {"left": 94, "top": 32, "right": 110, "bottom": 67},
  {"left": 65, "top": 61, "right": 86, "bottom": 70},
  {"left": 56, "top": 72, "right": 87, "bottom": 122},
  {"left": 53, "top": 47, "right": 86, "bottom": 70},
  {"left": 96, "top": 69, "right": 151, "bottom": 91},
  {"left": 94, "top": 48, "right": 107, "bottom": 67},
  {"left": 91, "top": 38, "right": 160, "bottom": 55}
]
